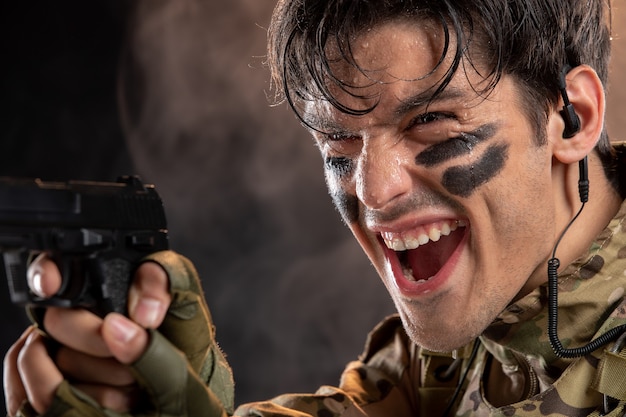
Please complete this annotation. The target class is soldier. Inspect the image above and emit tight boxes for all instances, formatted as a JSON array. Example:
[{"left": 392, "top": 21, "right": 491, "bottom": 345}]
[{"left": 5, "top": 0, "right": 626, "bottom": 416}]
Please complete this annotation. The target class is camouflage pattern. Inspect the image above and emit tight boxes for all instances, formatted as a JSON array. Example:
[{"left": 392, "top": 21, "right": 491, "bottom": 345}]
[{"left": 234, "top": 148, "right": 626, "bottom": 416}]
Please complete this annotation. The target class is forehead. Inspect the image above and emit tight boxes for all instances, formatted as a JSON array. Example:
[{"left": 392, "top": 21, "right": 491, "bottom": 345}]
[
  {"left": 304, "top": 18, "right": 491, "bottom": 130},
  {"left": 327, "top": 18, "right": 446, "bottom": 83}
]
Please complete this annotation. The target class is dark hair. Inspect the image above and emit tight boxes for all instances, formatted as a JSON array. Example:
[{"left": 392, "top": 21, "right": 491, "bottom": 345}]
[{"left": 267, "top": 0, "right": 613, "bottom": 157}]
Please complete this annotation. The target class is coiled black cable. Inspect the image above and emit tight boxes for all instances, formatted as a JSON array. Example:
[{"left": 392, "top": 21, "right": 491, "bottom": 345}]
[{"left": 547, "top": 157, "right": 626, "bottom": 358}]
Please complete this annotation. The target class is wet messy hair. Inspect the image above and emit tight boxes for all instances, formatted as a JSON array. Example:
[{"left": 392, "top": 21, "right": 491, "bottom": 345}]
[{"left": 267, "top": 0, "right": 613, "bottom": 157}]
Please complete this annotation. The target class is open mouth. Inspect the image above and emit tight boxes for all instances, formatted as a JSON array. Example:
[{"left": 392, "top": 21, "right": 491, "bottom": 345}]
[{"left": 381, "top": 220, "right": 467, "bottom": 283}]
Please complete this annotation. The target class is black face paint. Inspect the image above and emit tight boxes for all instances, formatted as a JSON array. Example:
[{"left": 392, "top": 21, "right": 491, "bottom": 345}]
[
  {"left": 415, "top": 123, "right": 499, "bottom": 167},
  {"left": 329, "top": 188, "right": 359, "bottom": 224},
  {"left": 442, "top": 143, "right": 509, "bottom": 197},
  {"left": 324, "top": 156, "right": 359, "bottom": 223},
  {"left": 325, "top": 156, "right": 353, "bottom": 177}
]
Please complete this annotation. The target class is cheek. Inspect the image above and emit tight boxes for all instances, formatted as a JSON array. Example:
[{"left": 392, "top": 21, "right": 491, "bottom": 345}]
[
  {"left": 325, "top": 169, "right": 360, "bottom": 224},
  {"left": 329, "top": 187, "right": 359, "bottom": 224},
  {"left": 440, "top": 143, "right": 509, "bottom": 197}
]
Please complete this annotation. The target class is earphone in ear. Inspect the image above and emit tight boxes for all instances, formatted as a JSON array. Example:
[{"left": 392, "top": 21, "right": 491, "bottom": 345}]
[
  {"left": 558, "top": 65, "right": 581, "bottom": 138},
  {"left": 547, "top": 65, "right": 603, "bottom": 361},
  {"left": 557, "top": 65, "right": 588, "bottom": 202}
]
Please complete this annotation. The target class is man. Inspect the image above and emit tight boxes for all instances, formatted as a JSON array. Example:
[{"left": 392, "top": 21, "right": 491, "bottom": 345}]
[{"left": 4, "top": 0, "right": 626, "bottom": 415}]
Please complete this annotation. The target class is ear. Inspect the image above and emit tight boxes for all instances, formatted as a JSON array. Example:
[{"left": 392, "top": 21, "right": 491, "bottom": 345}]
[{"left": 549, "top": 64, "right": 605, "bottom": 164}]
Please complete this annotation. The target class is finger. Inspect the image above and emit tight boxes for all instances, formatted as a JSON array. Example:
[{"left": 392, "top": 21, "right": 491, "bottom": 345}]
[
  {"left": 44, "top": 307, "right": 110, "bottom": 357},
  {"left": 101, "top": 313, "right": 149, "bottom": 365},
  {"left": 128, "top": 261, "right": 171, "bottom": 329},
  {"left": 71, "top": 383, "right": 143, "bottom": 414},
  {"left": 4, "top": 326, "right": 35, "bottom": 416},
  {"left": 56, "top": 346, "right": 134, "bottom": 386},
  {"left": 27, "top": 253, "right": 62, "bottom": 298},
  {"left": 17, "top": 330, "right": 64, "bottom": 414}
]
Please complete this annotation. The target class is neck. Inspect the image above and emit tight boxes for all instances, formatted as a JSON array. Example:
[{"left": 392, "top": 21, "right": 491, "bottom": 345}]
[
  {"left": 483, "top": 195, "right": 626, "bottom": 372},
  {"left": 523, "top": 150, "right": 622, "bottom": 295},
  {"left": 556, "top": 152, "right": 621, "bottom": 265}
]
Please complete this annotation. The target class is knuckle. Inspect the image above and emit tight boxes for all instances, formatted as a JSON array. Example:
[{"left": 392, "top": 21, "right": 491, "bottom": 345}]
[
  {"left": 4, "top": 337, "right": 23, "bottom": 368},
  {"left": 15, "top": 334, "right": 37, "bottom": 373},
  {"left": 135, "top": 262, "right": 169, "bottom": 293}
]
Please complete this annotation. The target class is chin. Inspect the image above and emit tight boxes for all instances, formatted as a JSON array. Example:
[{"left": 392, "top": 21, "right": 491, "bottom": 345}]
[{"left": 397, "top": 308, "right": 487, "bottom": 352}]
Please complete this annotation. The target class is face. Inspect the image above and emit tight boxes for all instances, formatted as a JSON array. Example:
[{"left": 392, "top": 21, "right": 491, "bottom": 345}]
[{"left": 305, "top": 20, "right": 561, "bottom": 351}]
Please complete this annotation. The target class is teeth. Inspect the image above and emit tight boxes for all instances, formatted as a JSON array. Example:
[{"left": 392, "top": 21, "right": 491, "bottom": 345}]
[
  {"left": 382, "top": 220, "right": 466, "bottom": 251},
  {"left": 402, "top": 263, "right": 414, "bottom": 280},
  {"left": 389, "top": 239, "right": 407, "bottom": 251},
  {"left": 428, "top": 227, "right": 441, "bottom": 242}
]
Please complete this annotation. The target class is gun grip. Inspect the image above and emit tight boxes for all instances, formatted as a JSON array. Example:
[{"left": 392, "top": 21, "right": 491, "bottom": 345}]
[{"left": 87, "top": 255, "right": 133, "bottom": 316}]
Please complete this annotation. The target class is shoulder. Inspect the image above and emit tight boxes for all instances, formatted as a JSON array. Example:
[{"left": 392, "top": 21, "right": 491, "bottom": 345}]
[
  {"left": 359, "top": 314, "right": 411, "bottom": 363},
  {"left": 351, "top": 314, "right": 419, "bottom": 387}
]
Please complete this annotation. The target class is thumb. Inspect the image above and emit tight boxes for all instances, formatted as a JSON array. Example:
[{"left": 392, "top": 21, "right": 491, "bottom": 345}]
[{"left": 101, "top": 313, "right": 148, "bottom": 364}]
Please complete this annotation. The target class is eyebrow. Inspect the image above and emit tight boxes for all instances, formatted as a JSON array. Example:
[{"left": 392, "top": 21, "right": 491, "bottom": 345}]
[
  {"left": 302, "top": 113, "right": 345, "bottom": 135},
  {"left": 393, "top": 87, "right": 466, "bottom": 119},
  {"left": 303, "top": 86, "right": 469, "bottom": 135}
]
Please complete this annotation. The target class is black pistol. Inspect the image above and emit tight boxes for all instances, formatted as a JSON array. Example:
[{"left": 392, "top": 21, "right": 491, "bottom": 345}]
[{"left": 0, "top": 176, "right": 169, "bottom": 317}]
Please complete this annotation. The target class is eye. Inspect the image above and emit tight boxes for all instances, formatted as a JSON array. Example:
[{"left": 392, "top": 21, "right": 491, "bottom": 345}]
[
  {"left": 322, "top": 132, "right": 362, "bottom": 156},
  {"left": 408, "top": 111, "right": 454, "bottom": 129}
]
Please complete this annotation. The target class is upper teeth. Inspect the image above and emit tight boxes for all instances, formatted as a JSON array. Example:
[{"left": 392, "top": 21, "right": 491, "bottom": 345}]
[{"left": 381, "top": 220, "right": 466, "bottom": 251}]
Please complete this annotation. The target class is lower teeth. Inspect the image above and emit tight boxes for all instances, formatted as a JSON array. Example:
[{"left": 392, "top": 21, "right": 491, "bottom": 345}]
[
  {"left": 402, "top": 264, "right": 414, "bottom": 280},
  {"left": 403, "top": 264, "right": 432, "bottom": 282}
]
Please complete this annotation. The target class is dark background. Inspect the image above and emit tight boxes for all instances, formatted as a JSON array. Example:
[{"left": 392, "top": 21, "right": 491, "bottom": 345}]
[
  {"left": 1, "top": 1, "right": 625, "bottom": 414},
  {"left": 0, "top": 1, "right": 394, "bottom": 413}
]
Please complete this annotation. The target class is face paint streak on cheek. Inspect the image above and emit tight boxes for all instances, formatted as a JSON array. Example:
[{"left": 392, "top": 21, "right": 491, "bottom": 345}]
[
  {"left": 416, "top": 137, "right": 476, "bottom": 167},
  {"left": 330, "top": 189, "right": 359, "bottom": 224},
  {"left": 441, "top": 143, "right": 510, "bottom": 197},
  {"left": 415, "top": 123, "right": 499, "bottom": 167}
]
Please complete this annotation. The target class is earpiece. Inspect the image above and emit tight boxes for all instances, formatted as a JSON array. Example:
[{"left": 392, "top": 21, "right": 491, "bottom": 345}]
[
  {"left": 557, "top": 65, "right": 588, "bottom": 203},
  {"left": 558, "top": 65, "right": 581, "bottom": 138},
  {"left": 547, "top": 65, "right": 600, "bottom": 361}
]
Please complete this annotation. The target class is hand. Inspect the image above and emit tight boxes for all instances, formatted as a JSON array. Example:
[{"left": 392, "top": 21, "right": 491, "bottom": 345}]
[{"left": 3, "top": 254, "right": 172, "bottom": 415}]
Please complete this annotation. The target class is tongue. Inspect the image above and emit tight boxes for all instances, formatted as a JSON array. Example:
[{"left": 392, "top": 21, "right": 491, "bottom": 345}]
[{"left": 405, "top": 231, "right": 462, "bottom": 281}]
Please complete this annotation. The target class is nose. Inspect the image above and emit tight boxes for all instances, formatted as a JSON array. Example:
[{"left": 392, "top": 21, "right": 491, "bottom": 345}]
[{"left": 355, "top": 139, "right": 413, "bottom": 210}]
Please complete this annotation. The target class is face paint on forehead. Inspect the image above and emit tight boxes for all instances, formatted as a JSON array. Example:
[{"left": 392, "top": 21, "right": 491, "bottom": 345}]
[
  {"left": 415, "top": 123, "right": 499, "bottom": 168},
  {"left": 442, "top": 143, "right": 509, "bottom": 198}
]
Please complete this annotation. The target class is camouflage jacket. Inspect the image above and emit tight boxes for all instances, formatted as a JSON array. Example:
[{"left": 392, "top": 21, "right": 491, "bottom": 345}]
[{"left": 235, "top": 172, "right": 626, "bottom": 416}]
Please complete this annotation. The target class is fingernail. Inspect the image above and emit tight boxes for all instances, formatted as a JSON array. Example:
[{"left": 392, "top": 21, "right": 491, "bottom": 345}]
[
  {"left": 29, "top": 271, "right": 45, "bottom": 298},
  {"left": 136, "top": 298, "right": 163, "bottom": 329},
  {"left": 108, "top": 315, "right": 139, "bottom": 343}
]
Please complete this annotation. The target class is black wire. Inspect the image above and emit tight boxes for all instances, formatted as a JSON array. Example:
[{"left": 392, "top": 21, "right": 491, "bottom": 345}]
[
  {"left": 441, "top": 340, "right": 480, "bottom": 417},
  {"left": 548, "top": 157, "right": 626, "bottom": 358},
  {"left": 548, "top": 242, "right": 626, "bottom": 357}
]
